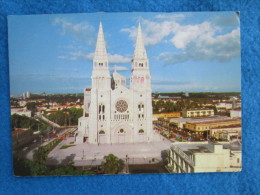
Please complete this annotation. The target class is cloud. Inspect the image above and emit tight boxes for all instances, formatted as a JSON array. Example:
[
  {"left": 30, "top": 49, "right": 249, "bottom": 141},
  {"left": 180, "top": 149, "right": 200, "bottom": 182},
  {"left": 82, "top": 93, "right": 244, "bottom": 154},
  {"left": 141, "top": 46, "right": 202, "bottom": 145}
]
[
  {"left": 160, "top": 28, "right": 240, "bottom": 64},
  {"left": 121, "top": 20, "right": 175, "bottom": 46},
  {"left": 122, "top": 13, "right": 240, "bottom": 65},
  {"left": 109, "top": 65, "right": 129, "bottom": 71},
  {"left": 155, "top": 14, "right": 185, "bottom": 21},
  {"left": 58, "top": 51, "right": 131, "bottom": 64},
  {"left": 53, "top": 17, "right": 95, "bottom": 46},
  {"left": 108, "top": 54, "right": 131, "bottom": 63}
]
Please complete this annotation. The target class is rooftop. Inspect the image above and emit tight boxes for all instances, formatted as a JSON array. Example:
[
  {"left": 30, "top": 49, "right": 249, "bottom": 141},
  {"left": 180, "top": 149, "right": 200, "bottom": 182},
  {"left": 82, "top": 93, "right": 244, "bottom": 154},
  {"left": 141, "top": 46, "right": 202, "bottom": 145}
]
[
  {"left": 187, "top": 118, "right": 241, "bottom": 125},
  {"left": 170, "top": 116, "right": 229, "bottom": 123}
]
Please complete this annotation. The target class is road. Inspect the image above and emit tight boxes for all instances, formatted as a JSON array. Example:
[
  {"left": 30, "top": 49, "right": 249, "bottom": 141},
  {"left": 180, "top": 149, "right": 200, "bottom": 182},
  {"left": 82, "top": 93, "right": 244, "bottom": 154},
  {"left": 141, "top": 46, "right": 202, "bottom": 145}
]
[
  {"left": 153, "top": 122, "right": 203, "bottom": 142},
  {"left": 13, "top": 126, "right": 76, "bottom": 160}
]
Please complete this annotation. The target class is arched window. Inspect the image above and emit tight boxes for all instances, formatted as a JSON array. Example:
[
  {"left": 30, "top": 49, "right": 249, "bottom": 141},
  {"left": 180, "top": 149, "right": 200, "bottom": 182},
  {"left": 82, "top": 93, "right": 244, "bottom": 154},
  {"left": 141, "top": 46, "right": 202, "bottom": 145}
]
[
  {"left": 119, "top": 129, "right": 125, "bottom": 133},
  {"left": 99, "top": 130, "right": 105, "bottom": 134},
  {"left": 98, "top": 104, "right": 105, "bottom": 121},
  {"left": 139, "top": 129, "right": 144, "bottom": 133},
  {"left": 138, "top": 103, "right": 144, "bottom": 119}
]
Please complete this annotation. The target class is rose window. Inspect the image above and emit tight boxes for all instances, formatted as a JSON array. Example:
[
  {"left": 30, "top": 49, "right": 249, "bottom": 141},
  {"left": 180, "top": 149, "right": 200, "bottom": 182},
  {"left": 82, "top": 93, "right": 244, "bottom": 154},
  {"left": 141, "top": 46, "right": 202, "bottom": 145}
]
[{"left": 115, "top": 100, "right": 128, "bottom": 113}]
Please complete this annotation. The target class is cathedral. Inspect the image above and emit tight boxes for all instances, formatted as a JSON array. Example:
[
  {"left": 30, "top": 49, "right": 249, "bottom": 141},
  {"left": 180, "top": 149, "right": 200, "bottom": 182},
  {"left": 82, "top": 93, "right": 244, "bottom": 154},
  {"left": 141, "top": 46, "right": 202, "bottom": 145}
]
[{"left": 76, "top": 22, "right": 154, "bottom": 144}]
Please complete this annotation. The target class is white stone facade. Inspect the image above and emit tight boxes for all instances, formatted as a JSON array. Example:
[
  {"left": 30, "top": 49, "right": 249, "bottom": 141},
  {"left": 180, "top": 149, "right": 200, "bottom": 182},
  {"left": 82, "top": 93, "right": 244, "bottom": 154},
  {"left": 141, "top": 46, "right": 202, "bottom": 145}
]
[
  {"left": 166, "top": 141, "right": 241, "bottom": 173},
  {"left": 76, "top": 23, "right": 153, "bottom": 144}
]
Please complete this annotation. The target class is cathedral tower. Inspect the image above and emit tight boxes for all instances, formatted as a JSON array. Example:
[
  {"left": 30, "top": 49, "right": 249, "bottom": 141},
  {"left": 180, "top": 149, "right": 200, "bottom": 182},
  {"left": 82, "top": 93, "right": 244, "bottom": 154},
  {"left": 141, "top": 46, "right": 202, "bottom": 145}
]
[
  {"left": 88, "top": 22, "right": 111, "bottom": 144},
  {"left": 130, "top": 23, "right": 153, "bottom": 142}
]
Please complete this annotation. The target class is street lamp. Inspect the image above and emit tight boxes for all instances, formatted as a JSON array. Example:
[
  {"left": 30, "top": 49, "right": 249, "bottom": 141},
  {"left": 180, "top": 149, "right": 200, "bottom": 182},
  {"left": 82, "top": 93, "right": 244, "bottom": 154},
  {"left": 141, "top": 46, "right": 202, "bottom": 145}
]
[{"left": 125, "top": 154, "right": 129, "bottom": 173}]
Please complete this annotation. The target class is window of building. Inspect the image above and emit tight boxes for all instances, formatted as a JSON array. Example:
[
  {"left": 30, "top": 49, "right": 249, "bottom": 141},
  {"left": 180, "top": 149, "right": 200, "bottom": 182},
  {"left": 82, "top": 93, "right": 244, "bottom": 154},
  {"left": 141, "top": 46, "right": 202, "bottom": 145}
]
[
  {"left": 138, "top": 103, "right": 144, "bottom": 119},
  {"left": 99, "top": 63, "right": 103, "bottom": 66},
  {"left": 139, "top": 63, "right": 143, "bottom": 67},
  {"left": 98, "top": 104, "right": 105, "bottom": 121},
  {"left": 99, "top": 130, "right": 105, "bottom": 134},
  {"left": 139, "top": 129, "right": 144, "bottom": 133}
]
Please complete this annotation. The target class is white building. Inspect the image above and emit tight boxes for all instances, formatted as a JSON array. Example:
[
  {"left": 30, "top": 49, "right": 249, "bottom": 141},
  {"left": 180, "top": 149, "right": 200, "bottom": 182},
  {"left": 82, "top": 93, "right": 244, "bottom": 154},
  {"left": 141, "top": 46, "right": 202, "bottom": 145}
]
[
  {"left": 230, "top": 109, "right": 241, "bottom": 118},
  {"left": 216, "top": 102, "right": 233, "bottom": 109},
  {"left": 76, "top": 23, "right": 153, "bottom": 144},
  {"left": 166, "top": 141, "right": 241, "bottom": 173},
  {"left": 11, "top": 108, "right": 32, "bottom": 118},
  {"left": 182, "top": 109, "right": 214, "bottom": 118},
  {"left": 210, "top": 125, "right": 241, "bottom": 140}
]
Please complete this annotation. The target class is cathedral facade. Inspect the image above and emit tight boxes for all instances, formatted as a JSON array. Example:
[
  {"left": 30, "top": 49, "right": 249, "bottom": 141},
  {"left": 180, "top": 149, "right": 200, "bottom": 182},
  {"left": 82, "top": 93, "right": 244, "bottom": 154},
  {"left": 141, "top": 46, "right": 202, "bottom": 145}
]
[{"left": 76, "top": 23, "right": 153, "bottom": 144}]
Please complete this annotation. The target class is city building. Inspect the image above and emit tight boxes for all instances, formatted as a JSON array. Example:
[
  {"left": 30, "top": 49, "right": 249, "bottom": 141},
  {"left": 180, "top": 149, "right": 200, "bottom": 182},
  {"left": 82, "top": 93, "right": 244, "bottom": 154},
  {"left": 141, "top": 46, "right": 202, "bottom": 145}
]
[
  {"left": 11, "top": 107, "right": 32, "bottom": 118},
  {"left": 216, "top": 102, "right": 233, "bottom": 109},
  {"left": 230, "top": 109, "right": 242, "bottom": 118},
  {"left": 152, "top": 112, "right": 181, "bottom": 121},
  {"left": 185, "top": 118, "right": 241, "bottom": 136},
  {"left": 22, "top": 91, "right": 31, "bottom": 99},
  {"left": 166, "top": 141, "right": 241, "bottom": 173},
  {"left": 182, "top": 109, "right": 214, "bottom": 118},
  {"left": 210, "top": 125, "right": 241, "bottom": 140},
  {"left": 76, "top": 23, "right": 154, "bottom": 144},
  {"left": 169, "top": 116, "right": 229, "bottom": 129}
]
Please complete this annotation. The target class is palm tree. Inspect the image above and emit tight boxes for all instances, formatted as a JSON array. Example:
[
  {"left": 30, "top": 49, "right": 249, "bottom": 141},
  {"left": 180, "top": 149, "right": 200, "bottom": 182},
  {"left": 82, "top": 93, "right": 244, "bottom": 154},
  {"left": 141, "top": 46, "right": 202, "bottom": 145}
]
[{"left": 101, "top": 154, "right": 121, "bottom": 174}]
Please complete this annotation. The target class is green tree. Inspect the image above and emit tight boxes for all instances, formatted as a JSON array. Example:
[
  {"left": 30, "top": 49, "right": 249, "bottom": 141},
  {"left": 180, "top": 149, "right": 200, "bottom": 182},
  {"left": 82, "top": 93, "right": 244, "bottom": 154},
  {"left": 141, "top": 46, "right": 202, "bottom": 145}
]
[
  {"left": 33, "top": 146, "right": 48, "bottom": 164},
  {"left": 26, "top": 160, "right": 50, "bottom": 176},
  {"left": 11, "top": 114, "right": 47, "bottom": 131},
  {"left": 101, "top": 154, "right": 121, "bottom": 174},
  {"left": 47, "top": 111, "right": 68, "bottom": 126},
  {"left": 50, "top": 164, "right": 93, "bottom": 176},
  {"left": 26, "top": 102, "right": 41, "bottom": 116},
  {"left": 69, "top": 108, "right": 83, "bottom": 125}
]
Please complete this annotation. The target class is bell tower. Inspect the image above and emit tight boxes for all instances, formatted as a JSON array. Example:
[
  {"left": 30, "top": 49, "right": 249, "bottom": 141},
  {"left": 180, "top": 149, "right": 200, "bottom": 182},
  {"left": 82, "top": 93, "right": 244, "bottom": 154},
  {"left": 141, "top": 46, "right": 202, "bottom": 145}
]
[
  {"left": 130, "top": 23, "right": 151, "bottom": 90},
  {"left": 88, "top": 22, "right": 111, "bottom": 144},
  {"left": 91, "top": 22, "right": 111, "bottom": 90},
  {"left": 130, "top": 23, "right": 153, "bottom": 142}
]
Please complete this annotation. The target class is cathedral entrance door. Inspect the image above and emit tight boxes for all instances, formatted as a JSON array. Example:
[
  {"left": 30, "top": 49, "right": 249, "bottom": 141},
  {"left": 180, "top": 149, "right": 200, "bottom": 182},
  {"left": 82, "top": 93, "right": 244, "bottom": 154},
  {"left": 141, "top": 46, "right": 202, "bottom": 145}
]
[
  {"left": 118, "top": 135, "right": 125, "bottom": 143},
  {"left": 99, "top": 135, "right": 106, "bottom": 144},
  {"left": 138, "top": 134, "right": 145, "bottom": 142}
]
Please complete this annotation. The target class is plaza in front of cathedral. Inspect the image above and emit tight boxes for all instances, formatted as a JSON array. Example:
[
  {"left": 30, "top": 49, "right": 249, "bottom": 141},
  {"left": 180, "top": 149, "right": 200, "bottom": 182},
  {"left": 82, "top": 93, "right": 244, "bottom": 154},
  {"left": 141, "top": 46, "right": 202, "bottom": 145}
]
[{"left": 47, "top": 131, "right": 172, "bottom": 167}]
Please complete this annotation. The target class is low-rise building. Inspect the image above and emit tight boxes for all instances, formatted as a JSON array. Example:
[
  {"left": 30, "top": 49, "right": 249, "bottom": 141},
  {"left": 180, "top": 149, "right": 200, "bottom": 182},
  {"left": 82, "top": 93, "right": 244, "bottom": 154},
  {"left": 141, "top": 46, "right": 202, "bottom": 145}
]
[
  {"left": 182, "top": 109, "right": 214, "bottom": 118},
  {"left": 185, "top": 118, "right": 241, "bottom": 136},
  {"left": 210, "top": 125, "right": 241, "bottom": 140},
  {"left": 169, "top": 116, "right": 229, "bottom": 129},
  {"left": 11, "top": 107, "right": 32, "bottom": 118},
  {"left": 166, "top": 141, "right": 241, "bottom": 173},
  {"left": 216, "top": 102, "right": 233, "bottom": 109},
  {"left": 153, "top": 112, "right": 181, "bottom": 121},
  {"left": 230, "top": 109, "right": 241, "bottom": 118}
]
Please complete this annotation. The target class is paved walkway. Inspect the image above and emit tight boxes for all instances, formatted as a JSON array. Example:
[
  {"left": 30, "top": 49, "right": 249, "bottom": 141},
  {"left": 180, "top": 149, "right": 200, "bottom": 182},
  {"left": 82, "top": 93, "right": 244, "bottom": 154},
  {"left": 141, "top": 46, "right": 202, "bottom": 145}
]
[{"left": 47, "top": 136, "right": 172, "bottom": 166}]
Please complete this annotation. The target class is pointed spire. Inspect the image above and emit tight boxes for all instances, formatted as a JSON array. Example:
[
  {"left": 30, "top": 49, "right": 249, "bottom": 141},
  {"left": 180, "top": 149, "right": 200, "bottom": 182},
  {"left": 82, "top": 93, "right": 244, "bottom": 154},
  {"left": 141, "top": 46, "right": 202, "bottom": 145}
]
[
  {"left": 93, "top": 22, "right": 108, "bottom": 62},
  {"left": 134, "top": 23, "right": 147, "bottom": 59},
  {"left": 114, "top": 65, "right": 117, "bottom": 72}
]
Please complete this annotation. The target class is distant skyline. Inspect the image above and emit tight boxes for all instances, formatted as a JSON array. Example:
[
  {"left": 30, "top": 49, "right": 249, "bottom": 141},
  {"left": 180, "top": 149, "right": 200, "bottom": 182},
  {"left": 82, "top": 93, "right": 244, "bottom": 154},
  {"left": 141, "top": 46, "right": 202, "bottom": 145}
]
[{"left": 8, "top": 12, "right": 241, "bottom": 94}]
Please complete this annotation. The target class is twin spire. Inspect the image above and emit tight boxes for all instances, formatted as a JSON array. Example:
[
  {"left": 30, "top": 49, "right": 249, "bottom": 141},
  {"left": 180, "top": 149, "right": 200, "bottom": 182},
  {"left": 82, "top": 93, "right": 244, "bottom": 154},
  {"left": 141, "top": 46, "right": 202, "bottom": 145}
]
[
  {"left": 93, "top": 22, "right": 108, "bottom": 63},
  {"left": 93, "top": 22, "right": 147, "bottom": 68},
  {"left": 134, "top": 23, "right": 147, "bottom": 60}
]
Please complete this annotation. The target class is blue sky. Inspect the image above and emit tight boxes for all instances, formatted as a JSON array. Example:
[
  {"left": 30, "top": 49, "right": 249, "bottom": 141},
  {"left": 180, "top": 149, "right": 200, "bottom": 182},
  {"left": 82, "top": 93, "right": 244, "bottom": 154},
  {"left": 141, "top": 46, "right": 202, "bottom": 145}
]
[{"left": 8, "top": 12, "right": 241, "bottom": 94}]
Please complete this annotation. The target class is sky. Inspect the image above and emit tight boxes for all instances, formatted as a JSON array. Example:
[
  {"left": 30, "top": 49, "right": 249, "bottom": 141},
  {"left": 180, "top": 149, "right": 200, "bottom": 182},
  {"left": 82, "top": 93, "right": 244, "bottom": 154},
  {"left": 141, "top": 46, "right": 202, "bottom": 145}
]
[{"left": 8, "top": 12, "right": 241, "bottom": 94}]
